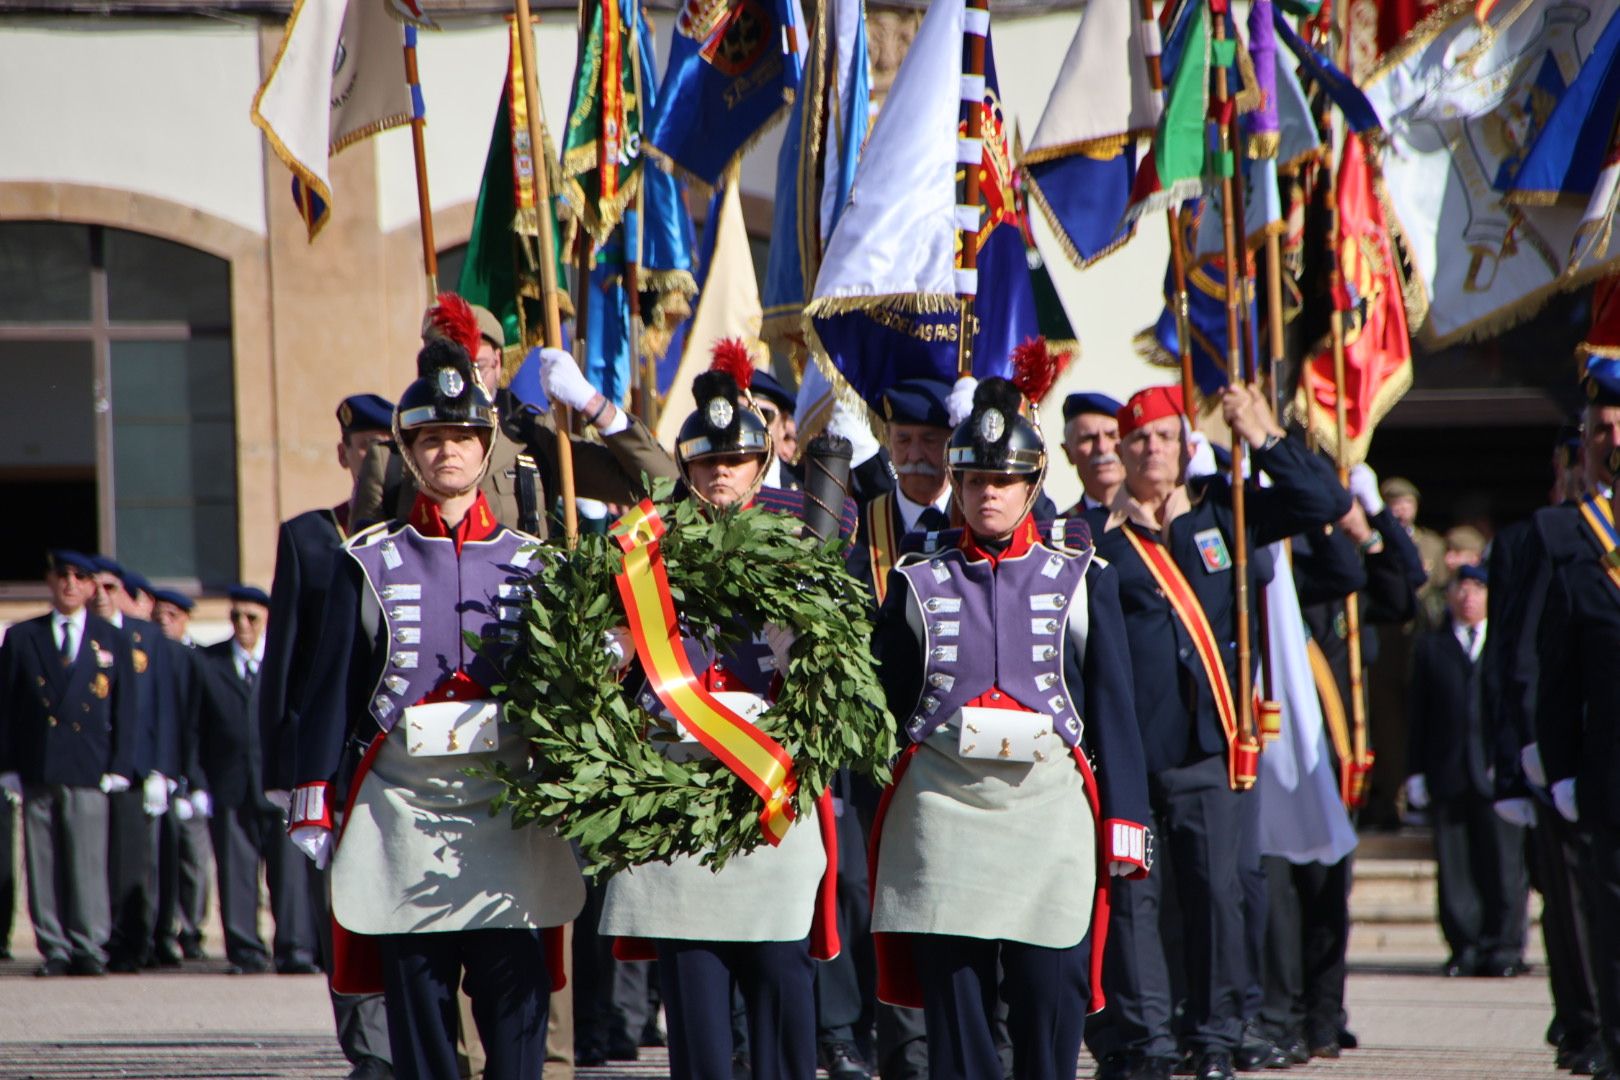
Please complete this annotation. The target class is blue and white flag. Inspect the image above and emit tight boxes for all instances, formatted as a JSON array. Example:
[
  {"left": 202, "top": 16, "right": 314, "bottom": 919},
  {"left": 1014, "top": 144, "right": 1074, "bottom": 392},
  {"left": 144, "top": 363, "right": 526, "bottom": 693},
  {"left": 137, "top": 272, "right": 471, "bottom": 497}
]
[
  {"left": 805, "top": 0, "right": 1038, "bottom": 409},
  {"left": 1021, "top": 0, "right": 1162, "bottom": 268},
  {"left": 764, "top": 0, "right": 870, "bottom": 357},
  {"left": 251, "top": 0, "right": 414, "bottom": 240},
  {"left": 645, "top": 0, "right": 808, "bottom": 187}
]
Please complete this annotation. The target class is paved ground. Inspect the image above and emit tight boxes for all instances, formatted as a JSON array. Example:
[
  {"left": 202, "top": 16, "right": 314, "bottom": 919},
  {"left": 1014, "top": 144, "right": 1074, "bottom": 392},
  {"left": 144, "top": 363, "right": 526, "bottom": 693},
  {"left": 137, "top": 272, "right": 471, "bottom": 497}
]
[{"left": 0, "top": 951, "right": 1564, "bottom": 1079}]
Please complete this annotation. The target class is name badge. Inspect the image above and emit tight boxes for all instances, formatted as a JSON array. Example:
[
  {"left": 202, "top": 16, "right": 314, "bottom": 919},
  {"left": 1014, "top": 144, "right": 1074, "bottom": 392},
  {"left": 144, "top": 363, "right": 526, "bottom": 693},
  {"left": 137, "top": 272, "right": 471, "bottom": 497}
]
[{"left": 1194, "top": 528, "right": 1232, "bottom": 573}]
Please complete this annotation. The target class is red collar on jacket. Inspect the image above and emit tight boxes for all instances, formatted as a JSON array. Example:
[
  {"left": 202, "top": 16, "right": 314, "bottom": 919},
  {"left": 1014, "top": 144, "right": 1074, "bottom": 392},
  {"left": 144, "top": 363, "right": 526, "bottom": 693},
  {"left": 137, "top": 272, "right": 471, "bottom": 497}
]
[
  {"left": 409, "top": 491, "right": 499, "bottom": 553},
  {"left": 958, "top": 515, "right": 1040, "bottom": 566}
]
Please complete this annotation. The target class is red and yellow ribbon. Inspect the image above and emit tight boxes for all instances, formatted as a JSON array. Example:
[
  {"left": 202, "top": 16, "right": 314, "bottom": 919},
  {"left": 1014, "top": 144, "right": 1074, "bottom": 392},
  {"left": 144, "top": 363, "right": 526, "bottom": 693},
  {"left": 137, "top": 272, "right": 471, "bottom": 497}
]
[
  {"left": 1122, "top": 527, "right": 1249, "bottom": 791},
  {"left": 1578, "top": 492, "right": 1620, "bottom": 595},
  {"left": 611, "top": 501, "right": 797, "bottom": 844}
]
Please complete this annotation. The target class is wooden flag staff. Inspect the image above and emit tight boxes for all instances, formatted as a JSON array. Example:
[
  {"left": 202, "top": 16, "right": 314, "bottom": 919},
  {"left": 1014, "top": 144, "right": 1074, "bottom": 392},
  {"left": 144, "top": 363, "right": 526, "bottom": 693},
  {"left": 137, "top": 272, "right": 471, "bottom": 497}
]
[
  {"left": 403, "top": 28, "right": 439, "bottom": 299},
  {"left": 954, "top": 0, "right": 991, "bottom": 378}
]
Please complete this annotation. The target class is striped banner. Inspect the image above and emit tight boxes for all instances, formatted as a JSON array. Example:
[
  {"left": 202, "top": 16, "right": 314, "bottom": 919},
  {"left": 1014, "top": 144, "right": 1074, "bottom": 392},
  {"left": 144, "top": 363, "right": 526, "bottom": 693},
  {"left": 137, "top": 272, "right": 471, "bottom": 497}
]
[
  {"left": 611, "top": 501, "right": 797, "bottom": 843},
  {"left": 1578, "top": 492, "right": 1620, "bottom": 596},
  {"left": 1121, "top": 526, "right": 1252, "bottom": 791}
]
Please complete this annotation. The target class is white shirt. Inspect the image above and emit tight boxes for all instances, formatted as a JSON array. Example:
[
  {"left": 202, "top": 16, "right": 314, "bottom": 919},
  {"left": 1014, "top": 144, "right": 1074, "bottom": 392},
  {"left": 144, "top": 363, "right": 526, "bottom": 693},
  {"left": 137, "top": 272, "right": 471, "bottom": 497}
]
[
  {"left": 49, "top": 609, "right": 87, "bottom": 663},
  {"left": 1454, "top": 618, "right": 1486, "bottom": 662},
  {"left": 232, "top": 640, "right": 264, "bottom": 682},
  {"left": 763, "top": 457, "right": 785, "bottom": 490},
  {"left": 894, "top": 485, "right": 953, "bottom": 534}
]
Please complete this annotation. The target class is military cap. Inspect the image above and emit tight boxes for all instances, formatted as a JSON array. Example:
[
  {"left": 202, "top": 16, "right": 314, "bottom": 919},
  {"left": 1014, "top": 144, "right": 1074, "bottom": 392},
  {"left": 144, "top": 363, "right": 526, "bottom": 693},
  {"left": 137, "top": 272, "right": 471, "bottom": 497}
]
[
  {"left": 227, "top": 584, "right": 271, "bottom": 607},
  {"left": 337, "top": 394, "right": 395, "bottom": 435},
  {"left": 880, "top": 379, "right": 954, "bottom": 428},
  {"left": 1456, "top": 563, "right": 1488, "bottom": 586},
  {"left": 947, "top": 377, "right": 1045, "bottom": 477},
  {"left": 47, "top": 549, "right": 97, "bottom": 575},
  {"left": 1585, "top": 356, "right": 1620, "bottom": 406},
  {"left": 88, "top": 555, "right": 125, "bottom": 579},
  {"left": 1117, "top": 385, "right": 1185, "bottom": 437},
  {"left": 1062, "top": 391, "right": 1124, "bottom": 423},
  {"left": 471, "top": 304, "right": 505, "bottom": 350},
  {"left": 1444, "top": 525, "right": 1486, "bottom": 555},
  {"left": 122, "top": 570, "right": 154, "bottom": 599},
  {"left": 1380, "top": 476, "right": 1420, "bottom": 503},
  {"left": 150, "top": 588, "right": 195, "bottom": 613},
  {"left": 749, "top": 369, "right": 796, "bottom": 415}
]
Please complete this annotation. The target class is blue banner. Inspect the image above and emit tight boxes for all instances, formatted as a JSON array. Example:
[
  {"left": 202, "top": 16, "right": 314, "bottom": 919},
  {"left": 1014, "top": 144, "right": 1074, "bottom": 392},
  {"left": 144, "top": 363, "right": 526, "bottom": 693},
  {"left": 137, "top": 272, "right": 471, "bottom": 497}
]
[{"left": 1508, "top": 6, "right": 1620, "bottom": 198}]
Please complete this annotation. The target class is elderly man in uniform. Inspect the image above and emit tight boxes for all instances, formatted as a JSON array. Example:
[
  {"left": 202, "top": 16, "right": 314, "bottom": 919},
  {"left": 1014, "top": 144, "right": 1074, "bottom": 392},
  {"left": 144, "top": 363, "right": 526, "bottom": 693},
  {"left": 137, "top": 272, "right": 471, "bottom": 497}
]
[
  {"left": 289, "top": 336, "right": 586, "bottom": 1080},
  {"left": 1058, "top": 391, "right": 1126, "bottom": 517},
  {"left": 752, "top": 368, "right": 803, "bottom": 490},
  {"left": 148, "top": 587, "right": 211, "bottom": 967},
  {"left": 354, "top": 297, "right": 676, "bottom": 535},
  {"left": 0, "top": 550, "right": 138, "bottom": 976},
  {"left": 866, "top": 371, "right": 1152, "bottom": 1080},
  {"left": 1084, "top": 384, "right": 1347, "bottom": 1080},
  {"left": 254, "top": 394, "right": 395, "bottom": 1077},
  {"left": 598, "top": 354, "right": 853, "bottom": 1080}
]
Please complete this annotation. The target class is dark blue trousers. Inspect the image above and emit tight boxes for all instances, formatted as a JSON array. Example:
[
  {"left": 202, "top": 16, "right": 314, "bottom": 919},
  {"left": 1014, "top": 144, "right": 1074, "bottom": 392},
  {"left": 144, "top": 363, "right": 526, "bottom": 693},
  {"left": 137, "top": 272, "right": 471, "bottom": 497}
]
[
  {"left": 656, "top": 938, "right": 817, "bottom": 1080},
  {"left": 377, "top": 927, "right": 550, "bottom": 1080},
  {"left": 913, "top": 933, "right": 1092, "bottom": 1080}
]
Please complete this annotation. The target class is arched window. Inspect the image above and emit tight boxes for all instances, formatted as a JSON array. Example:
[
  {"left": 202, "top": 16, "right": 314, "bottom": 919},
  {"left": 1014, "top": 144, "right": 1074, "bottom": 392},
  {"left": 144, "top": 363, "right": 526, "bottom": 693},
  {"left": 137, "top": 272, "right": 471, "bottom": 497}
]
[{"left": 0, "top": 222, "right": 237, "bottom": 589}]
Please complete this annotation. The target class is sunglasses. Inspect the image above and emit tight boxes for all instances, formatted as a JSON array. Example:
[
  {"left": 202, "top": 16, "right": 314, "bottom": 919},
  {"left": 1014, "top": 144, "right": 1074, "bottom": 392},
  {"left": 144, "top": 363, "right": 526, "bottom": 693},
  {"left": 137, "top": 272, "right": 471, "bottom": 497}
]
[{"left": 228, "top": 610, "right": 263, "bottom": 625}]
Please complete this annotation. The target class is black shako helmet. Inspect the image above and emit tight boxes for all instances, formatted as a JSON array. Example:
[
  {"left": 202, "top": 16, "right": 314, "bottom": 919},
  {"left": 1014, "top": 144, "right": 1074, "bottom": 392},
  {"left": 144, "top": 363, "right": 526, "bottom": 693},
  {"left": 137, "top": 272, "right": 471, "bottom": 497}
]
[
  {"left": 676, "top": 339, "right": 774, "bottom": 509},
  {"left": 946, "top": 338, "right": 1066, "bottom": 525},
  {"left": 394, "top": 307, "right": 498, "bottom": 498}
]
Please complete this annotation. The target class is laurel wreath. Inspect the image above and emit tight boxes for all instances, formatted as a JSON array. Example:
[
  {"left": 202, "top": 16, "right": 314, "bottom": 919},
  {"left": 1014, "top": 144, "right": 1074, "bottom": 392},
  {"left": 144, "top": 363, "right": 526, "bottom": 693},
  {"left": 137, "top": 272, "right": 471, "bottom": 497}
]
[{"left": 489, "top": 477, "right": 897, "bottom": 876}]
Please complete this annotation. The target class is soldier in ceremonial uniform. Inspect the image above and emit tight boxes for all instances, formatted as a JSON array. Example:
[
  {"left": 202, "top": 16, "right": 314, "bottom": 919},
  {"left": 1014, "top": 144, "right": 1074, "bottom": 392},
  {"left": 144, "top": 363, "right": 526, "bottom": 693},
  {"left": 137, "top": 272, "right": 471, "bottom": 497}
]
[
  {"left": 257, "top": 392, "right": 395, "bottom": 1075},
  {"left": 1057, "top": 391, "right": 1125, "bottom": 517},
  {"left": 290, "top": 336, "right": 585, "bottom": 1080},
  {"left": 87, "top": 557, "right": 176, "bottom": 973},
  {"left": 353, "top": 297, "right": 675, "bottom": 534},
  {"left": 1085, "top": 384, "right": 1347, "bottom": 1080},
  {"left": 598, "top": 354, "right": 850, "bottom": 1080},
  {"left": 865, "top": 371, "right": 1151, "bottom": 1080},
  {"left": 0, "top": 550, "right": 137, "bottom": 976}
]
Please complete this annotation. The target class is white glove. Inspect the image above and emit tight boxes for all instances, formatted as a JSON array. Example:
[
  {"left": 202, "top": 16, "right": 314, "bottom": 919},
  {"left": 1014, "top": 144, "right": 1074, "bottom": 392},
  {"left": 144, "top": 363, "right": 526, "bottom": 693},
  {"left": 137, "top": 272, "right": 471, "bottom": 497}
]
[
  {"left": 289, "top": 824, "right": 333, "bottom": 869},
  {"left": 946, "top": 375, "right": 979, "bottom": 428},
  {"left": 537, "top": 346, "right": 597, "bottom": 412},
  {"left": 1520, "top": 743, "right": 1547, "bottom": 789},
  {"left": 99, "top": 773, "right": 132, "bottom": 795},
  {"left": 825, "top": 396, "right": 881, "bottom": 467},
  {"left": 1404, "top": 774, "right": 1430, "bottom": 810},
  {"left": 0, "top": 772, "right": 21, "bottom": 804},
  {"left": 604, "top": 626, "right": 635, "bottom": 672},
  {"left": 1347, "top": 463, "right": 1385, "bottom": 515},
  {"left": 1494, "top": 798, "right": 1537, "bottom": 828},
  {"left": 171, "top": 793, "right": 195, "bottom": 821},
  {"left": 1185, "top": 430, "right": 1216, "bottom": 479},
  {"left": 142, "top": 772, "right": 169, "bottom": 817},
  {"left": 1552, "top": 778, "right": 1579, "bottom": 823},
  {"left": 190, "top": 789, "right": 213, "bottom": 819},
  {"left": 763, "top": 625, "right": 797, "bottom": 675},
  {"left": 1108, "top": 859, "right": 1138, "bottom": 877},
  {"left": 264, "top": 789, "right": 291, "bottom": 812}
]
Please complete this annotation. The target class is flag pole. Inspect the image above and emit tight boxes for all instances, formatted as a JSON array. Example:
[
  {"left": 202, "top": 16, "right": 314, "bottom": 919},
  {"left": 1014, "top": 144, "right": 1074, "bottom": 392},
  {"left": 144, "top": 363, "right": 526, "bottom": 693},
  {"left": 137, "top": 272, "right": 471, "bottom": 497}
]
[
  {"left": 1210, "top": 0, "right": 1258, "bottom": 783},
  {"left": 403, "top": 27, "right": 439, "bottom": 298},
  {"left": 626, "top": 6, "right": 651, "bottom": 426},
  {"left": 955, "top": 0, "right": 991, "bottom": 377},
  {"left": 512, "top": 0, "right": 579, "bottom": 546},
  {"left": 1136, "top": 0, "right": 1198, "bottom": 427}
]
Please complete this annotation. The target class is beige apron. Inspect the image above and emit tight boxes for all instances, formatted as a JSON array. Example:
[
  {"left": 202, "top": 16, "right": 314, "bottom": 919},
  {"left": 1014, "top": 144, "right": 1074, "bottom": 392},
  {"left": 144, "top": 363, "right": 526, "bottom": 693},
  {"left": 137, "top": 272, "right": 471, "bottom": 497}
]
[
  {"left": 871, "top": 720, "right": 1096, "bottom": 948},
  {"left": 331, "top": 724, "right": 585, "bottom": 935}
]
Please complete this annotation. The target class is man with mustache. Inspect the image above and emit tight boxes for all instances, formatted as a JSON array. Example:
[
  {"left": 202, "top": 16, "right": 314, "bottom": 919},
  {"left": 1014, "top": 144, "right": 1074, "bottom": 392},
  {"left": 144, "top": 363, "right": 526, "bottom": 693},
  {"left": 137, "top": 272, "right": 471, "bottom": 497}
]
[
  {"left": 1058, "top": 392, "right": 1125, "bottom": 516},
  {"left": 854, "top": 380, "right": 956, "bottom": 609}
]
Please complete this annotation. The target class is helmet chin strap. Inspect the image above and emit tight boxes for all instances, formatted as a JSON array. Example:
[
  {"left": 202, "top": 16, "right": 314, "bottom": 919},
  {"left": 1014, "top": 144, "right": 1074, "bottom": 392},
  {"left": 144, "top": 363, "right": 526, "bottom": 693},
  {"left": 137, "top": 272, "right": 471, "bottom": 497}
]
[
  {"left": 949, "top": 455, "right": 1048, "bottom": 538},
  {"left": 395, "top": 414, "right": 499, "bottom": 503},
  {"left": 682, "top": 449, "right": 772, "bottom": 514}
]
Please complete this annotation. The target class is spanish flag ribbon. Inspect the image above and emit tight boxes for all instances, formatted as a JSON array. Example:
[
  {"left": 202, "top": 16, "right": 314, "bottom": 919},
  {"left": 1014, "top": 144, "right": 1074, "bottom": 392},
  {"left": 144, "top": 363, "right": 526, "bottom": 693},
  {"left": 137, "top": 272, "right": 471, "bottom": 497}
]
[{"left": 611, "top": 500, "right": 797, "bottom": 843}]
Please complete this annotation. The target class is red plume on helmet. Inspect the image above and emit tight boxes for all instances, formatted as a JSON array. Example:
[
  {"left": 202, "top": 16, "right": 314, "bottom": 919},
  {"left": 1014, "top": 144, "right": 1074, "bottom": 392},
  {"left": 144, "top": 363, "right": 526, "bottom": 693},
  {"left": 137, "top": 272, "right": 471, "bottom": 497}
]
[
  {"left": 1010, "top": 336, "right": 1062, "bottom": 407},
  {"left": 425, "top": 293, "right": 483, "bottom": 359},
  {"left": 709, "top": 337, "right": 756, "bottom": 391}
]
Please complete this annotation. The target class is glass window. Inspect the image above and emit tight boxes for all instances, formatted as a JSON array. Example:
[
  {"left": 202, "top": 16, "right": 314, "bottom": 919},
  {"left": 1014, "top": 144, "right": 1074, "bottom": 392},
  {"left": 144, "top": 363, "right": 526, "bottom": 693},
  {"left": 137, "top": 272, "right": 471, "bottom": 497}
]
[{"left": 0, "top": 223, "right": 236, "bottom": 589}]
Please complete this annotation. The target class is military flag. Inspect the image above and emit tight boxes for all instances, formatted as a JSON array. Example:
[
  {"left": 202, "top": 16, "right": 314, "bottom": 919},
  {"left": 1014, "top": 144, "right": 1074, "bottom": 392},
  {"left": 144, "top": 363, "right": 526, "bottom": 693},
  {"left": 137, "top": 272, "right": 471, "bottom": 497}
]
[
  {"left": 1293, "top": 133, "right": 1412, "bottom": 466},
  {"left": 1140, "top": 252, "right": 1257, "bottom": 397},
  {"left": 251, "top": 0, "right": 414, "bottom": 240},
  {"left": 560, "top": 0, "right": 646, "bottom": 242},
  {"left": 645, "top": 0, "right": 808, "bottom": 187},
  {"left": 457, "top": 17, "right": 573, "bottom": 356},
  {"left": 1273, "top": 12, "right": 1381, "bottom": 135},
  {"left": 805, "top": 0, "right": 1038, "bottom": 409},
  {"left": 763, "top": 0, "right": 870, "bottom": 356},
  {"left": 1125, "top": 0, "right": 1211, "bottom": 223},
  {"left": 1020, "top": 0, "right": 1162, "bottom": 268},
  {"left": 1582, "top": 275, "right": 1620, "bottom": 359},
  {"left": 655, "top": 176, "right": 767, "bottom": 449},
  {"left": 1363, "top": 0, "right": 1620, "bottom": 344}
]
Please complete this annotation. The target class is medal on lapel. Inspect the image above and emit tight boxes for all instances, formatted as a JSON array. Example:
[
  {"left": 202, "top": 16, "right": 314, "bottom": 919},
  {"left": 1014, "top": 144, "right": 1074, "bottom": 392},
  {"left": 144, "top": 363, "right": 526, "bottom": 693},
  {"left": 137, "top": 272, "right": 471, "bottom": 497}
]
[{"left": 91, "top": 673, "right": 110, "bottom": 699}]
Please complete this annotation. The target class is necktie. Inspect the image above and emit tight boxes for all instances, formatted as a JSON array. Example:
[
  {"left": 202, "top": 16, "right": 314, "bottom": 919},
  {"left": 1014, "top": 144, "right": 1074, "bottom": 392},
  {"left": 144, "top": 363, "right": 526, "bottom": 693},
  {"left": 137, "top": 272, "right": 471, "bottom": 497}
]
[
  {"left": 1464, "top": 625, "right": 1477, "bottom": 659},
  {"left": 58, "top": 622, "right": 73, "bottom": 666},
  {"left": 242, "top": 659, "right": 258, "bottom": 690},
  {"left": 915, "top": 506, "right": 951, "bottom": 533}
]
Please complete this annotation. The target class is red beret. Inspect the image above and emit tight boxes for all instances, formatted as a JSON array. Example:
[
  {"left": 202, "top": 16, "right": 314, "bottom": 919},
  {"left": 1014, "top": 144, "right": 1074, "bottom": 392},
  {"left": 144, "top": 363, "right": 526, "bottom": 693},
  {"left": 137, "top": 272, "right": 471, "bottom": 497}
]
[{"left": 1117, "top": 385, "right": 1185, "bottom": 437}]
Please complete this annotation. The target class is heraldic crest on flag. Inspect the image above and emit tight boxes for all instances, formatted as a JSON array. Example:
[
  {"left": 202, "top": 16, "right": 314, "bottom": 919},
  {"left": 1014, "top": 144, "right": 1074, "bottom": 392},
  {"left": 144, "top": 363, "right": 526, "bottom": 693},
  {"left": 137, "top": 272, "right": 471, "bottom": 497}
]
[
  {"left": 1365, "top": 0, "right": 1620, "bottom": 345},
  {"left": 251, "top": 0, "right": 415, "bottom": 240},
  {"left": 804, "top": 0, "right": 1037, "bottom": 416}
]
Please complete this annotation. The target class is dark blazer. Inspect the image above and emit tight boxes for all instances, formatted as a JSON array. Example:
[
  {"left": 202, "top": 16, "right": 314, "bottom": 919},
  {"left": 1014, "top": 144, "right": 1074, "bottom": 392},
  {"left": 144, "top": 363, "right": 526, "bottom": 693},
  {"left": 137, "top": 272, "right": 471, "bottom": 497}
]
[
  {"left": 1408, "top": 622, "right": 1491, "bottom": 803},
  {"left": 196, "top": 641, "right": 267, "bottom": 810},
  {"left": 117, "top": 615, "right": 175, "bottom": 780},
  {"left": 258, "top": 506, "right": 346, "bottom": 793},
  {"left": 1087, "top": 435, "right": 1350, "bottom": 774},
  {"left": 1536, "top": 526, "right": 1620, "bottom": 826},
  {"left": 161, "top": 637, "right": 205, "bottom": 795},
  {"left": 0, "top": 613, "right": 137, "bottom": 786}
]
